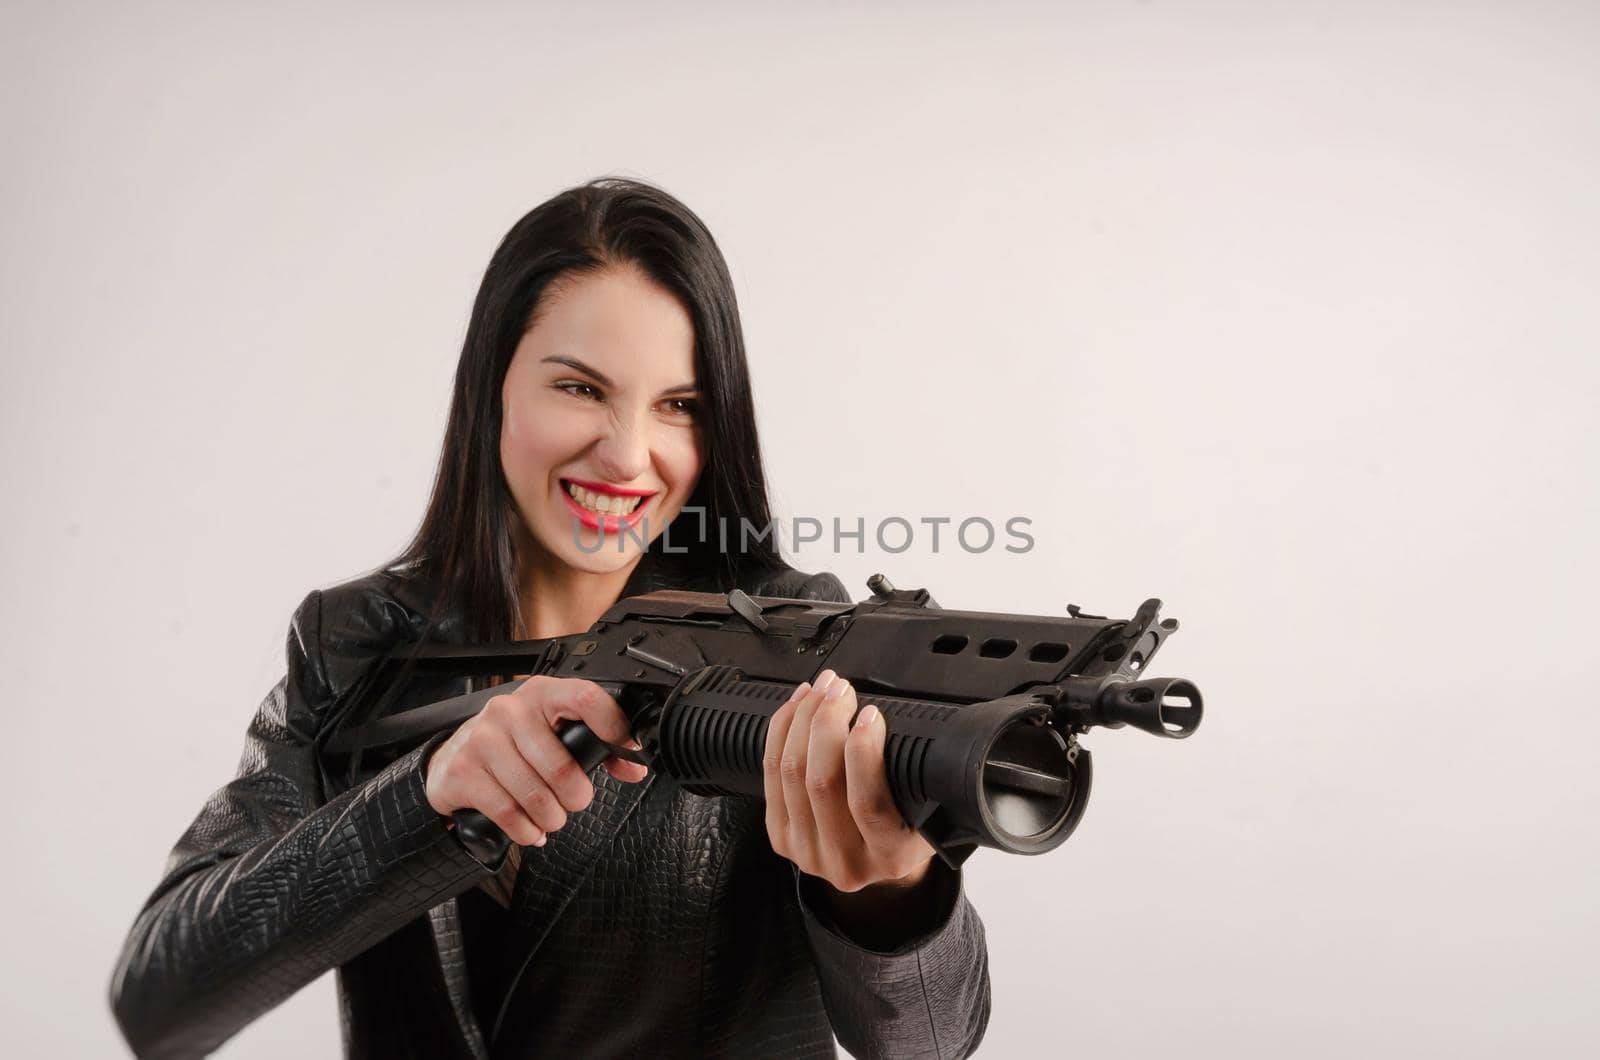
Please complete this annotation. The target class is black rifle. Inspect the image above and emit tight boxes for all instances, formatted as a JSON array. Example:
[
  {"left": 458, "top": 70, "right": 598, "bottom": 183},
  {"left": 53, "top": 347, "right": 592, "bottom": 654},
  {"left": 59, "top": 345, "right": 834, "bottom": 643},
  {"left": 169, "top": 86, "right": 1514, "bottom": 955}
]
[{"left": 324, "top": 574, "right": 1202, "bottom": 868}]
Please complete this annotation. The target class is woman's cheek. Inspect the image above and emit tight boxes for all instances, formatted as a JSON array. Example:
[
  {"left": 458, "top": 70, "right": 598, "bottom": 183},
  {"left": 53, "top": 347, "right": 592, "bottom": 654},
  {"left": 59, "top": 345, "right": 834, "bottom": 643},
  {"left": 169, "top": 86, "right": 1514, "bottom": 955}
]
[
  {"left": 665, "top": 433, "right": 704, "bottom": 505},
  {"left": 507, "top": 401, "right": 581, "bottom": 470}
]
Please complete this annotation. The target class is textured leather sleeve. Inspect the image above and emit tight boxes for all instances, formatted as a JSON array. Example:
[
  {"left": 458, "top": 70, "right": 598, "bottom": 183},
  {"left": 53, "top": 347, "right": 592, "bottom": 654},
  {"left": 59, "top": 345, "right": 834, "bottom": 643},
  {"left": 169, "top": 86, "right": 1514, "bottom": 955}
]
[
  {"left": 785, "top": 570, "right": 994, "bottom": 1059},
  {"left": 108, "top": 588, "right": 494, "bottom": 1060}
]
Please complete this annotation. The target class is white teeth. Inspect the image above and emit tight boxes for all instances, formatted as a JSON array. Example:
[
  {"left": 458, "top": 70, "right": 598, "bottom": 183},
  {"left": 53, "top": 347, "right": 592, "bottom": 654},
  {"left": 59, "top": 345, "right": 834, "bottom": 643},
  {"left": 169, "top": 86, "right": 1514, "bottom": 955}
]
[{"left": 565, "top": 481, "right": 644, "bottom": 516}]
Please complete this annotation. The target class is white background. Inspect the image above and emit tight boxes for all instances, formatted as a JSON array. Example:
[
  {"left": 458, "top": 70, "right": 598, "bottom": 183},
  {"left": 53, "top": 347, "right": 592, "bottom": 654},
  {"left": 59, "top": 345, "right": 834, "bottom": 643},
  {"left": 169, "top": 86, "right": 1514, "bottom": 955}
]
[{"left": 4, "top": 1, "right": 1597, "bottom": 1056}]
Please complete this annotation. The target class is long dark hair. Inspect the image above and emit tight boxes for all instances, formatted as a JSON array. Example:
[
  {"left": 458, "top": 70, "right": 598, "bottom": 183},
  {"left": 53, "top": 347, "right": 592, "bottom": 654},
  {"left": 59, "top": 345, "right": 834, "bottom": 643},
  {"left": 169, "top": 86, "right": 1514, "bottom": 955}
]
[{"left": 388, "top": 177, "right": 788, "bottom": 640}]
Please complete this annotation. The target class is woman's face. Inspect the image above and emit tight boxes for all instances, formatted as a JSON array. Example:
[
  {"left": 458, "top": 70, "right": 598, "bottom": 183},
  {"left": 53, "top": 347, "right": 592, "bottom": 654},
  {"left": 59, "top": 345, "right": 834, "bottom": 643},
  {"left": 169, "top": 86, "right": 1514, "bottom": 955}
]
[{"left": 500, "top": 263, "right": 705, "bottom": 579}]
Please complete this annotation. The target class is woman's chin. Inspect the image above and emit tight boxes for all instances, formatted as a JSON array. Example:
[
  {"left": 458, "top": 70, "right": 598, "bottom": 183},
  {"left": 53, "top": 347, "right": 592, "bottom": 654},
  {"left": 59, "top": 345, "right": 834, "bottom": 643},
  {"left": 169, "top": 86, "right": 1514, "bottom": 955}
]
[
  {"left": 563, "top": 548, "right": 642, "bottom": 576},
  {"left": 538, "top": 525, "right": 646, "bottom": 575}
]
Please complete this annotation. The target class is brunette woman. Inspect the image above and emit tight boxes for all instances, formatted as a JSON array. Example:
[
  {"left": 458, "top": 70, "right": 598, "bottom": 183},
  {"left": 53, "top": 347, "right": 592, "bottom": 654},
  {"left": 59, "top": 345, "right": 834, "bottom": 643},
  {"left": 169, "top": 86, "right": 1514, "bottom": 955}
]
[{"left": 109, "top": 178, "right": 991, "bottom": 1059}]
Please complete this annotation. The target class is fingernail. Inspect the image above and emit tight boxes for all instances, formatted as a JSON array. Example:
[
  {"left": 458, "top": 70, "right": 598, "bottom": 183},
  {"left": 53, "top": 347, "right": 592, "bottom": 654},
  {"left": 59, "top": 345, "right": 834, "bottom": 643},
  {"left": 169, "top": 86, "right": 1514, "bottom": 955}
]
[
  {"left": 532, "top": 831, "right": 548, "bottom": 847},
  {"left": 825, "top": 677, "right": 849, "bottom": 700},
  {"left": 855, "top": 704, "right": 879, "bottom": 729},
  {"left": 815, "top": 670, "right": 837, "bottom": 696},
  {"left": 789, "top": 681, "right": 812, "bottom": 702}
]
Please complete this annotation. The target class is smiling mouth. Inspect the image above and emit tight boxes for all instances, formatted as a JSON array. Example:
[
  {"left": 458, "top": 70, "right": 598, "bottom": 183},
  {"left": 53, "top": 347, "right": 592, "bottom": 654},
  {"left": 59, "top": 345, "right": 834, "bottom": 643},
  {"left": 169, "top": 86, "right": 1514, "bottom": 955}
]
[{"left": 561, "top": 479, "right": 654, "bottom": 517}]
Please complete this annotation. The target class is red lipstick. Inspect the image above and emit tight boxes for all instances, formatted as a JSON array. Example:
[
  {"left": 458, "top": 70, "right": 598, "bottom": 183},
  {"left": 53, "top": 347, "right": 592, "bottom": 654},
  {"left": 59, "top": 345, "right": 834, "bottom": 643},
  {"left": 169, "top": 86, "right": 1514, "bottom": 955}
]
[
  {"left": 559, "top": 479, "right": 654, "bottom": 535},
  {"left": 563, "top": 476, "right": 657, "bottom": 498}
]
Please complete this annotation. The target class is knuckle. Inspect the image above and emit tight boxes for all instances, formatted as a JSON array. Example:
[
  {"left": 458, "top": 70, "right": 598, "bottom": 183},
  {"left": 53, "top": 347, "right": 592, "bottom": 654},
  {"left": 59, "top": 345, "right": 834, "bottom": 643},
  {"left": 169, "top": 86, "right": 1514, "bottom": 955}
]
[
  {"left": 428, "top": 750, "right": 456, "bottom": 783},
  {"left": 458, "top": 726, "right": 499, "bottom": 760},
  {"left": 806, "top": 770, "right": 839, "bottom": 800},
  {"left": 517, "top": 782, "right": 553, "bottom": 813},
  {"left": 451, "top": 721, "right": 481, "bottom": 749},
  {"left": 548, "top": 754, "right": 587, "bottom": 789},
  {"left": 441, "top": 758, "right": 478, "bottom": 794},
  {"left": 523, "top": 793, "right": 566, "bottom": 832},
  {"left": 847, "top": 789, "right": 882, "bottom": 817},
  {"left": 596, "top": 710, "right": 629, "bottom": 740},
  {"left": 515, "top": 679, "right": 550, "bottom": 708},
  {"left": 779, "top": 755, "right": 806, "bottom": 785},
  {"left": 854, "top": 803, "right": 895, "bottom": 830},
  {"left": 483, "top": 791, "right": 517, "bottom": 822}
]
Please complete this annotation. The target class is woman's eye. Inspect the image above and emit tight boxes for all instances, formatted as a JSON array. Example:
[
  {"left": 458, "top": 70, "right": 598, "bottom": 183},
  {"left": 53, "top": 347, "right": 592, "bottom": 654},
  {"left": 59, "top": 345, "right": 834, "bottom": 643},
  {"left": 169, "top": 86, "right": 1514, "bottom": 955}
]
[
  {"left": 555, "top": 381, "right": 603, "bottom": 402},
  {"left": 663, "top": 397, "right": 700, "bottom": 418}
]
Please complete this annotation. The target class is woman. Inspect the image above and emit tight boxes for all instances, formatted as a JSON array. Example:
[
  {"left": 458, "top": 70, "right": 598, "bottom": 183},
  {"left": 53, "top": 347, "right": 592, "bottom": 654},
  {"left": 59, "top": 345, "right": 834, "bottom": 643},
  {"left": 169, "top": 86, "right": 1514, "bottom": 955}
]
[{"left": 109, "top": 178, "right": 991, "bottom": 1059}]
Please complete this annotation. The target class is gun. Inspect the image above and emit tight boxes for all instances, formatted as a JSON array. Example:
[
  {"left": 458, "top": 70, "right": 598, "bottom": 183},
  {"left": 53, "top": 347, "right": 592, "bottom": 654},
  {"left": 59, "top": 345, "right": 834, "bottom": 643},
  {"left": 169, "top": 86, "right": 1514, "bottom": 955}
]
[{"left": 323, "top": 574, "right": 1202, "bottom": 868}]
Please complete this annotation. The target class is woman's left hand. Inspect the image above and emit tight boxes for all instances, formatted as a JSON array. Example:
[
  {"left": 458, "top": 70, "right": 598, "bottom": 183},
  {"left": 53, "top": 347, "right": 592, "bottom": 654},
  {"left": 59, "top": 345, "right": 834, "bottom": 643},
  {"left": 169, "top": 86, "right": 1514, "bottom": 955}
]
[{"left": 763, "top": 669, "right": 937, "bottom": 894}]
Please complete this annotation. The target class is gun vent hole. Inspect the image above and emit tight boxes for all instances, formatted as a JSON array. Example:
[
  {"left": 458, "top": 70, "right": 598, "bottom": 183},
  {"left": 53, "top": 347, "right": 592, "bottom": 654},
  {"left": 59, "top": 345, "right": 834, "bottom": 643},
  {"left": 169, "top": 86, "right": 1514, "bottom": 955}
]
[
  {"left": 931, "top": 634, "right": 968, "bottom": 655},
  {"left": 1130, "top": 688, "right": 1155, "bottom": 703},
  {"left": 1028, "top": 642, "right": 1069, "bottom": 663},
  {"left": 979, "top": 638, "right": 1017, "bottom": 659},
  {"left": 1129, "top": 652, "right": 1145, "bottom": 671}
]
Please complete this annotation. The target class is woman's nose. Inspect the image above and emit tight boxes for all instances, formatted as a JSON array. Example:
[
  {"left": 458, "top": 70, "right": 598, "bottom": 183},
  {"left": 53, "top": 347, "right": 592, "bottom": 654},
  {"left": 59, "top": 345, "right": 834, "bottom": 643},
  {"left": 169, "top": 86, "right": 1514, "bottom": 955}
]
[{"left": 593, "top": 415, "right": 651, "bottom": 483}]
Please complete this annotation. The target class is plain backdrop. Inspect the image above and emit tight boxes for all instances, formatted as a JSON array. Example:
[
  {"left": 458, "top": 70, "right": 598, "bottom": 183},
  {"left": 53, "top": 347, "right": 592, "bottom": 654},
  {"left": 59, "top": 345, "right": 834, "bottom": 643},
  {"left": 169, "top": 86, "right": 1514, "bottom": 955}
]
[{"left": 3, "top": 1, "right": 1597, "bottom": 1056}]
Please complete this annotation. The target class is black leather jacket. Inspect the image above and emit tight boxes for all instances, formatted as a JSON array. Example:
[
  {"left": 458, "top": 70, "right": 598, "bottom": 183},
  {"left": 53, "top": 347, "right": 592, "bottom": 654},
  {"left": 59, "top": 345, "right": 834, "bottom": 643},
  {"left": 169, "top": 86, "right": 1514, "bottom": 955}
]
[{"left": 108, "top": 555, "right": 991, "bottom": 1058}]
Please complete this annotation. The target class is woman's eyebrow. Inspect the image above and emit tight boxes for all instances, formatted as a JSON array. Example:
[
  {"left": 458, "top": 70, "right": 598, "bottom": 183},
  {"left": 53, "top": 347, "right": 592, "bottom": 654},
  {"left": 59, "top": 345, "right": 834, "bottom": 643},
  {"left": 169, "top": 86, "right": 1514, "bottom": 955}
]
[
  {"left": 541, "top": 355, "right": 697, "bottom": 396},
  {"left": 541, "top": 355, "right": 612, "bottom": 386}
]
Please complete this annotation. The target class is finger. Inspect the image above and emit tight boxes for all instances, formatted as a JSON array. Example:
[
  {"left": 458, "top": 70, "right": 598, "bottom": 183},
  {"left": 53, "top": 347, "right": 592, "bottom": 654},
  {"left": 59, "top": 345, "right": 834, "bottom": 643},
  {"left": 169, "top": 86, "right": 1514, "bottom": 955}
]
[
  {"left": 763, "top": 682, "right": 810, "bottom": 848},
  {"left": 477, "top": 726, "right": 569, "bottom": 834},
  {"left": 845, "top": 703, "right": 932, "bottom": 859},
  {"left": 511, "top": 675, "right": 645, "bottom": 786},
  {"left": 602, "top": 762, "right": 650, "bottom": 783},
  {"left": 531, "top": 677, "right": 633, "bottom": 745},
  {"left": 806, "top": 676, "right": 866, "bottom": 869},
  {"left": 458, "top": 769, "right": 548, "bottom": 848},
  {"left": 503, "top": 709, "right": 597, "bottom": 814},
  {"left": 781, "top": 670, "right": 836, "bottom": 864},
  {"left": 600, "top": 736, "right": 649, "bottom": 784}
]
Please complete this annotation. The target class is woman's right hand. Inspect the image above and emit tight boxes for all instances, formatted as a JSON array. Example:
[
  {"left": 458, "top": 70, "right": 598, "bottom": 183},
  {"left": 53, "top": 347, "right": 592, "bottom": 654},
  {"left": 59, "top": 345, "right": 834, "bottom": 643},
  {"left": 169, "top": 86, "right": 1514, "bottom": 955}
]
[{"left": 422, "top": 676, "right": 650, "bottom": 847}]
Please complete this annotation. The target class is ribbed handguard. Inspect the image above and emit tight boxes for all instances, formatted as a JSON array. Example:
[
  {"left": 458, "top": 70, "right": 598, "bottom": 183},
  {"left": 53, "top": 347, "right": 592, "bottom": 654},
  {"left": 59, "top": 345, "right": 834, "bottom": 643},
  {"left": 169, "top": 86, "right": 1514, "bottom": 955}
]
[{"left": 654, "top": 665, "right": 1093, "bottom": 864}]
